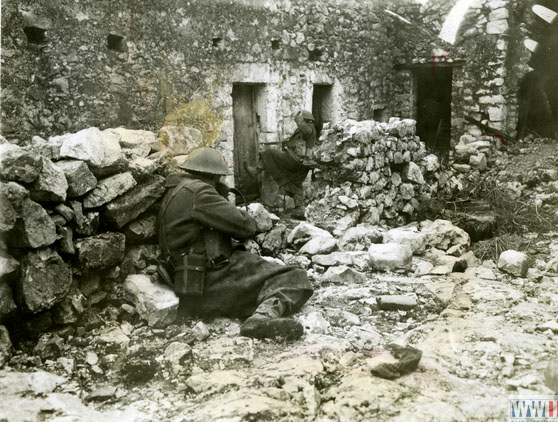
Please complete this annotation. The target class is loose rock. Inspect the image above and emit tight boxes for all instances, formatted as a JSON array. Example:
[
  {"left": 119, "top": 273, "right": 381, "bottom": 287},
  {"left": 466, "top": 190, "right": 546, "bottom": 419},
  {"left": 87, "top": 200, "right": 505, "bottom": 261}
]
[
  {"left": 247, "top": 203, "right": 275, "bottom": 233},
  {"left": 383, "top": 226, "right": 426, "bottom": 254},
  {"left": 377, "top": 295, "right": 417, "bottom": 311},
  {"left": 322, "top": 265, "right": 367, "bottom": 284},
  {"left": 368, "top": 243, "right": 413, "bottom": 272},
  {"left": 498, "top": 250, "right": 530, "bottom": 278},
  {"left": 124, "top": 274, "right": 179, "bottom": 328}
]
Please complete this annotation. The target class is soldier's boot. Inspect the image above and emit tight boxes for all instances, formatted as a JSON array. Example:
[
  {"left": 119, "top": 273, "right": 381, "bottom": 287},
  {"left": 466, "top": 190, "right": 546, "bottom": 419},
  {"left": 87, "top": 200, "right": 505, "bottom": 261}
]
[
  {"left": 240, "top": 297, "right": 303, "bottom": 340},
  {"left": 290, "top": 190, "right": 306, "bottom": 220}
]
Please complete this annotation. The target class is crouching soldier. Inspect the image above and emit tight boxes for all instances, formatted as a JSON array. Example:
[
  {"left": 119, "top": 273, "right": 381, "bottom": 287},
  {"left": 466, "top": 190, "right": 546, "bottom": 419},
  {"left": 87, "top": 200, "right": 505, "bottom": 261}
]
[
  {"left": 260, "top": 110, "right": 317, "bottom": 219},
  {"left": 157, "top": 148, "right": 313, "bottom": 340}
]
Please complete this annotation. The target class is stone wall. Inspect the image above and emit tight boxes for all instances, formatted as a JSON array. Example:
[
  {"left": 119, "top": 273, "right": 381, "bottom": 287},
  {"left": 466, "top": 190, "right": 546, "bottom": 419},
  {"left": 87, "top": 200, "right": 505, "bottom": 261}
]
[
  {"left": 0, "top": 127, "right": 166, "bottom": 339},
  {"left": 305, "top": 118, "right": 446, "bottom": 232},
  {"left": 1, "top": 0, "right": 403, "bottom": 167},
  {"left": 2, "top": 0, "right": 534, "bottom": 168}
]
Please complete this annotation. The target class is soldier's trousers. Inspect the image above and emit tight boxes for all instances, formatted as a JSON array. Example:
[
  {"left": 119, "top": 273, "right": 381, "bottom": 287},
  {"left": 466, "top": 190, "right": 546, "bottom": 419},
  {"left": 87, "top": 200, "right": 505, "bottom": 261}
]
[{"left": 178, "top": 250, "right": 313, "bottom": 318}]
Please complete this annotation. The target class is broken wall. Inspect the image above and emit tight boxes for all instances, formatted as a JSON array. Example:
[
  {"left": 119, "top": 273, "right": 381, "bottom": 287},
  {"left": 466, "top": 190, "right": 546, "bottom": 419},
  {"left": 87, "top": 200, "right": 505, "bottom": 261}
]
[{"left": 390, "top": 0, "right": 532, "bottom": 145}]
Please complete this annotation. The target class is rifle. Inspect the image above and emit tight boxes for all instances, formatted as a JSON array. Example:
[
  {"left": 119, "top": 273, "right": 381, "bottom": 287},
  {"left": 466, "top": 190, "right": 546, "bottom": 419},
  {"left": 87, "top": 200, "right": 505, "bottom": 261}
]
[{"left": 464, "top": 115, "right": 515, "bottom": 146}]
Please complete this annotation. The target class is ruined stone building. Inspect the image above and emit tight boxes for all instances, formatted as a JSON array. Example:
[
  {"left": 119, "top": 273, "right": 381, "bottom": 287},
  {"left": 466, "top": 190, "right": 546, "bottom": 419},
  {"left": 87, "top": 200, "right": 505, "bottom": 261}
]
[{"left": 2, "top": 0, "right": 557, "bottom": 195}]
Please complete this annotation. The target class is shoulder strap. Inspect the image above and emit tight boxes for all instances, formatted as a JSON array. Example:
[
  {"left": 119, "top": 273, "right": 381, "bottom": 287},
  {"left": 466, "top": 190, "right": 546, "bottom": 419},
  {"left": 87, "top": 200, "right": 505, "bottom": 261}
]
[{"left": 158, "top": 178, "right": 193, "bottom": 261}]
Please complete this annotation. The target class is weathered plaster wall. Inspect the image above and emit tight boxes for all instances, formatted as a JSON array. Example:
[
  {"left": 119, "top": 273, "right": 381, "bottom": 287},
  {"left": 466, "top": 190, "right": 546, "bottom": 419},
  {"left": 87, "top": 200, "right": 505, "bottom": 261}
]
[
  {"left": 1, "top": 0, "right": 533, "bottom": 161},
  {"left": 1, "top": 0, "right": 402, "bottom": 147}
]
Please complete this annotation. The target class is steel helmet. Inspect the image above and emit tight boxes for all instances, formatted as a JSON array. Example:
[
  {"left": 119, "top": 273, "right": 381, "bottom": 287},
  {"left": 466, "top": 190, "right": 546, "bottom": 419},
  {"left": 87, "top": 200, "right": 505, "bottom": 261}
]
[
  {"left": 300, "top": 110, "right": 315, "bottom": 122},
  {"left": 179, "top": 148, "right": 231, "bottom": 175}
]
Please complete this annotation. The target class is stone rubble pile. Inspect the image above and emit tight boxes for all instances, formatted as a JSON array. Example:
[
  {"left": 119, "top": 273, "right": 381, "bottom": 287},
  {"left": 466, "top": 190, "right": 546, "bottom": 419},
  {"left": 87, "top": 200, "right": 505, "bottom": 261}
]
[
  {"left": 0, "top": 126, "right": 205, "bottom": 363},
  {"left": 306, "top": 118, "right": 449, "bottom": 231},
  {"left": 448, "top": 132, "right": 505, "bottom": 191}
]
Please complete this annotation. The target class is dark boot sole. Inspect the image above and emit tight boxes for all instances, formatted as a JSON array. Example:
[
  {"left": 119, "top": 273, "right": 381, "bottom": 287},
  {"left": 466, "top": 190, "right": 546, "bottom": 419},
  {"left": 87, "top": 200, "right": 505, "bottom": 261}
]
[{"left": 240, "top": 318, "right": 303, "bottom": 340}]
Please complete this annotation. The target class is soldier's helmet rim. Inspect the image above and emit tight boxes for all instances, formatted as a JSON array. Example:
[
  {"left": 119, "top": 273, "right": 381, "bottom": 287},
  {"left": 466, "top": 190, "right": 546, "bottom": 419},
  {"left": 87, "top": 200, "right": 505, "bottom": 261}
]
[
  {"left": 300, "top": 110, "right": 315, "bottom": 121},
  {"left": 179, "top": 148, "right": 232, "bottom": 175}
]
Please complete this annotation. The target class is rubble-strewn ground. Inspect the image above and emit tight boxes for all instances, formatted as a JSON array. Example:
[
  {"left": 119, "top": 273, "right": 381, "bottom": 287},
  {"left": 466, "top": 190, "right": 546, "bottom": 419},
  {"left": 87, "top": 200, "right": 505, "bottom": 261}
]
[{"left": 2, "top": 139, "right": 558, "bottom": 422}]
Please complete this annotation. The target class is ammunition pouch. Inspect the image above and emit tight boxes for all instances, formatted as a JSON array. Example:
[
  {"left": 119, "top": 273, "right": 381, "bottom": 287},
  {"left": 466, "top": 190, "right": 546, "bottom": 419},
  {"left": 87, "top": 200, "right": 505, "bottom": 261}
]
[{"left": 172, "top": 253, "right": 206, "bottom": 297}]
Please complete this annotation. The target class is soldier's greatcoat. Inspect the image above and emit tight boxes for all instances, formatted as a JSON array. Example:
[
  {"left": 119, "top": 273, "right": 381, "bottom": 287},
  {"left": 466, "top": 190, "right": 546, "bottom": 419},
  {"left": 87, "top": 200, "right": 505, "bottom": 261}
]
[
  {"left": 158, "top": 173, "right": 313, "bottom": 317},
  {"left": 260, "top": 120, "right": 317, "bottom": 195}
]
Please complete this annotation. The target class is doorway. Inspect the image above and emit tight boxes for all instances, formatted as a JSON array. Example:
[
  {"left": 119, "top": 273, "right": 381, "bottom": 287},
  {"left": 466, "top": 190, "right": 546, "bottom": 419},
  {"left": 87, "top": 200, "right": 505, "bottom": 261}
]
[
  {"left": 232, "top": 83, "right": 264, "bottom": 202},
  {"left": 312, "top": 84, "right": 333, "bottom": 136},
  {"left": 414, "top": 66, "right": 452, "bottom": 153}
]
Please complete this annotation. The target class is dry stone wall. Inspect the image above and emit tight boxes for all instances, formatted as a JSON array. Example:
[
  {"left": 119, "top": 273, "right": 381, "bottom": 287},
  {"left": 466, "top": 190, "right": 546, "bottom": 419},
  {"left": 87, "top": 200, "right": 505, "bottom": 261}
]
[
  {"left": 0, "top": 127, "right": 171, "bottom": 338},
  {"left": 306, "top": 118, "right": 448, "bottom": 232}
]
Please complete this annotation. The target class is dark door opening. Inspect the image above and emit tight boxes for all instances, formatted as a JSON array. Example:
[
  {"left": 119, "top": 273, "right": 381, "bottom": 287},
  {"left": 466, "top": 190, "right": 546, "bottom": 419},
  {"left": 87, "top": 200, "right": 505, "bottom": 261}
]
[
  {"left": 232, "top": 83, "right": 263, "bottom": 202},
  {"left": 414, "top": 67, "right": 452, "bottom": 153},
  {"left": 312, "top": 84, "right": 333, "bottom": 137}
]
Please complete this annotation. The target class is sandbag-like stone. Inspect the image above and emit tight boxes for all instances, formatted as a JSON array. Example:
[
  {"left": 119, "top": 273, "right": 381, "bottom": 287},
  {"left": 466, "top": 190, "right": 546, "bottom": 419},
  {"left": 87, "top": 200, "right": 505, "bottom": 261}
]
[
  {"left": 0, "top": 282, "right": 17, "bottom": 320},
  {"left": 368, "top": 243, "right": 412, "bottom": 272},
  {"left": 7, "top": 199, "right": 57, "bottom": 248},
  {"left": 454, "top": 143, "right": 477, "bottom": 163},
  {"left": 83, "top": 172, "right": 136, "bottom": 208},
  {"left": 124, "top": 274, "right": 179, "bottom": 328},
  {"left": 0, "top": 144, "right": 42, "bottom": 183},
  {"left": 103, "top": 175, "right": 165, "bottom": 228},
  {"left": 498, "top": 250, "right": 530, "bottom": 278},
  {"left": 55, "top": 160, "right": 97, "bottom": 197},
  {"left": 75, "top": 232, "right": 126, "bottom": 273},
  {"left": 29, "top": 157, "right": 68, "bottom": 202},
  {"left": 18, "top": 248, "right": 72, "bottom": 314},
  {"left": 0, "top": 325, "right": 12, "bottom": 368},
  {"left": 158, "top": 126, "right": 204, "bottom": 156},
  {"left": 257, "top": 223, "right": 287, "bottom": 255},
  {"left": 59, "top": 127, "right": 123, "bottom": 168}
]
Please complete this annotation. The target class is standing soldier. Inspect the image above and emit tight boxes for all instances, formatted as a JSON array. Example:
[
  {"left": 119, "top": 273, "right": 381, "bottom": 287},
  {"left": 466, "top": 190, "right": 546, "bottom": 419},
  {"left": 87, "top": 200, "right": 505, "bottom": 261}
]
[
  {"left": 260, "top": 110, "right": 317, "bottom": 219},
  {"left": 157, "top": 148, "right": 313, "bottom": 340}
]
